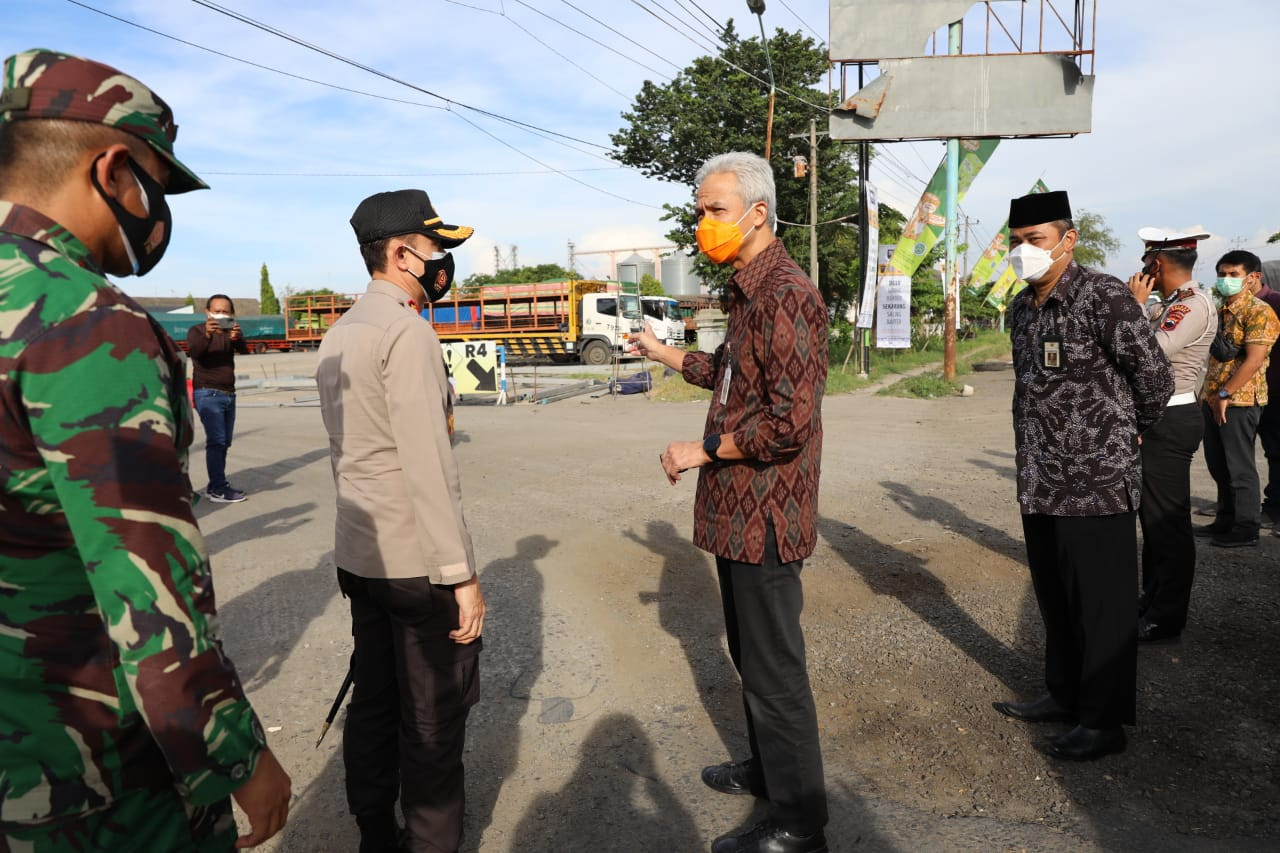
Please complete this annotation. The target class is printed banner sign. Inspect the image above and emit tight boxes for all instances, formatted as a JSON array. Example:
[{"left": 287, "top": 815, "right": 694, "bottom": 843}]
[{"left": 875, "top": 274, "right": 912, "bottom": 349}]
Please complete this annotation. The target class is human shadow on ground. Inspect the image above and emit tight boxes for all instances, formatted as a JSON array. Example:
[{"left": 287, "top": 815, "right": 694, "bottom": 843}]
[
  {"left": 817, "top": 515, "right": 1033, "bottom": 694},
  {"left": 217, "top": 551, "right": 337, "bottom": 691},
  {"left": 625, "top": 521, "right": 740, "bottom": 759},
  {"left": 201, "top": 500, "right": 315, "bottom": 555},
  {"left": 880, "top": 480, "right": 1025, "bottom": 562},
  {"left": 967, "top": 456, "right": 1017, "bottom": 482},
  {"left": 191, "top": 444, "right": 331, "bottom": 503},
  {"left": 510, "top": 714, "right": 700, "bottom": 851},
  {"left": 463, "top": 534, "right": 556, "bottom": 850}
]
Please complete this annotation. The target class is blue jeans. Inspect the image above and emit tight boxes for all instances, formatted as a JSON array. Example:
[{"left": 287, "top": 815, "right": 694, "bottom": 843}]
[{"left": 193, "top": 388, "right": 236, "bottom": 491}]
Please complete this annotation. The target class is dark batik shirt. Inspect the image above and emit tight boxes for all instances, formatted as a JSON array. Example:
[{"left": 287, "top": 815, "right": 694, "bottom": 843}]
[
  {"left": 1009, "top": 260, "right": 1174, "bottom": 516},
  {"left": 682, "top": 238, "right": 827, "bottom": 563}
]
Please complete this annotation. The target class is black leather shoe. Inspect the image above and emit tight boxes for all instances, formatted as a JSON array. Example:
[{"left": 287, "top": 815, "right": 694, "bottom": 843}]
[
  {"left": 1193, "top": 521, "right": 1231, "bottom": 538},
  {"left": 711, "top": 820, "right": 828, "bottom": 853},
  {"left": 1211, "top": 528, "right": 1259, "bottom": 547},
  {"left": 701, "top": 758, "right": 766, "bottom": 797},
  {"left": 1137, "top": 616, "right": 1181, "bottom": 643},
  {"left": 1045, "top": 725, "right": 1126, "bottom": 761},
  {"left": 992, "top": 694, "right": 1074, "bottom": 723}
]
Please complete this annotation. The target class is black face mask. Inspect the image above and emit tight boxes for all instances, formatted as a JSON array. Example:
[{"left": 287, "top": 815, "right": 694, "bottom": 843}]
[
  {"left": 90, "top": 154, "right": 172, "bottom": 276},
  {"left": 412, "top": 250, "right": 455, "bottom": 303}
]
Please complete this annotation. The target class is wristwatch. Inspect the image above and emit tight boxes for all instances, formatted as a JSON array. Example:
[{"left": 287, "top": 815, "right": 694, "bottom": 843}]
[
  {"left": 1218, "top": 388, "right": 1231, "bottom": 400},
  {"left": 703, "top": 433, "right": 722, "bottom": 462}
]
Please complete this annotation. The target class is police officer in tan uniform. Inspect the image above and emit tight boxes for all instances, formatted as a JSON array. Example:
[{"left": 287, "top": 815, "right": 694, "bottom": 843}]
[{"left": 1128, "top": 228, "right": 1217, "bottom": 642}]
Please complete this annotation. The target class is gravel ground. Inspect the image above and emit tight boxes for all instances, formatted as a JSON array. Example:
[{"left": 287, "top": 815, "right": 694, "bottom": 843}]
[{"left": 196, "top": 352, "right": 1279, "bottom": 851}]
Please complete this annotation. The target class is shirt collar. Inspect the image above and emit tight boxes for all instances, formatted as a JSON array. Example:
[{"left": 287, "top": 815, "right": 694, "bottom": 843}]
[
  {"left": 1035, "top": 259, "right": 1082, "bottom": 308},
  {"left": 0, "top": 200, "right": 102, "bottom": 274},
  {"left": 367, "top": 277, "right": 418, "bottom": 311},
  {"left": 728, "top": 236, "right": 785, "bottom": 301}
]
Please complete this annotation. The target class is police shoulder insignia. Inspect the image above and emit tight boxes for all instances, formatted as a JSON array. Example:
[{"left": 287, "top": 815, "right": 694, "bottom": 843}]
[{"left": 1162, "top": 304, "right": 1191, "bottom": 331}]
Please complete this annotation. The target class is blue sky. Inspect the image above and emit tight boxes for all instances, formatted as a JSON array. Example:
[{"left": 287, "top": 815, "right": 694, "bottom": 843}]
[{"left": 9, "top": 1, "right": 1279, "bottom": 304}]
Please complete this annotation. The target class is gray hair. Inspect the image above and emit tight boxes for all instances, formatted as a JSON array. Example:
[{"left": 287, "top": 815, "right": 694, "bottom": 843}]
[{"left": 695, "top": 151, "right": 776, "bottom": 231}]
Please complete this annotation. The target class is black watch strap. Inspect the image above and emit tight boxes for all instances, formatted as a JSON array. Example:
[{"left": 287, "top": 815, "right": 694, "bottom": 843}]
[{"left": 703, "top": 433, "right": 722, "bottom": 462}]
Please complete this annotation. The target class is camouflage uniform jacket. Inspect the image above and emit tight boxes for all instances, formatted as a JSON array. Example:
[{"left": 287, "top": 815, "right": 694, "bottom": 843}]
[{"left": 0, "top": 202, "right": 265, "bottom": 825}]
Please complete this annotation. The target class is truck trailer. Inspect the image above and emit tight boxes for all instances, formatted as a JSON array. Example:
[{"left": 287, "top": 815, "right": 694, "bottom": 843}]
[{"left": 421, "top": 279, "right": 642, "bottom": 365}]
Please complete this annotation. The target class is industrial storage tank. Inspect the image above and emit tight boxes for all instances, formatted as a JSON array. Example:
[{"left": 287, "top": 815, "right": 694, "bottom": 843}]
[
  {"left": 660, "top": 250, "right": 701, "bottom": 296},
  {"left": 616, "top": 252, "right": 655, "bottom": 284}
]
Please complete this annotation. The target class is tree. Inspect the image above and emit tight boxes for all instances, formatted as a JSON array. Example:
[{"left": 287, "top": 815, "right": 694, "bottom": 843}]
[
  {"left": 638, "top": 274, "right": 664, "bottom": 296},
  {"left": 460, "top": 263, "right": 578, "bottom": 293},
  {"left": 610, "top": 22, "right": 862, "bottom": 309},
  {"left": 184, "top": 292, "right": 194, "bottom": 308},
  {"left": 1073, "top": 209, "right": 1121, "bottom": 268},
  {"left": 1267, "top": 231, "right": 1279, "bottom": 244},
  {"left": 259, "top": 263, "right": 281, "bottom": 314}
]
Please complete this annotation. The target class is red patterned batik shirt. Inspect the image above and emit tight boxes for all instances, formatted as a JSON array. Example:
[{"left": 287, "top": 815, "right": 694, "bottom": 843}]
[{"left": 681, "top": 238, "right": 828, "bottom": 564}]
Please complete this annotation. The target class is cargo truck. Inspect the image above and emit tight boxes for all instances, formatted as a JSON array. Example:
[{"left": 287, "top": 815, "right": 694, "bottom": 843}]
[
  {"left": 640, "top": 295, "right": 684, "bottom": 346},
  {"left": 421, "top": 279, "right": 642, "bottom": 365}
]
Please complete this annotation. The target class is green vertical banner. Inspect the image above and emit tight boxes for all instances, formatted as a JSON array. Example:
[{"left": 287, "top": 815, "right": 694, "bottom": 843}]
[
  {"left": 968, "top": 179, "right": 1049, "bottom": 294},
  {"left": 984, "top": 264, "right": 1020, "bottom": 307},
  {"left": 888, "top": 138, "right": 1001, "bottom": 277}
]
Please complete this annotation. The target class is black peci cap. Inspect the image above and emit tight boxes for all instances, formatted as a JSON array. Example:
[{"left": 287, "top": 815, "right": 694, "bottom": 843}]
[
  {"left": 1009, "top": 190, "right": 1072, "bottom": 229},
  {"left": 349, "top": 189, "right": 474, "bottom": 248}
]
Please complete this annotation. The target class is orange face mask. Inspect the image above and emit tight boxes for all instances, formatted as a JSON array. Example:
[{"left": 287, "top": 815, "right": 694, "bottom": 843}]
[{"left": 696, "top": 208, "right": 756, "bottom": 265}]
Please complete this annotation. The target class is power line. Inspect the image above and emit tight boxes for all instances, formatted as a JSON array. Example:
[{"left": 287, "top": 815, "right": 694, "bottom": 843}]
[
  {"left": 512, "top": 0, "right": 673, "bottom": 78},
  {"left": 668, "top": 0, "right": 729, "bottom": 45},
  {"left": 187, "top": 0, "right": 611, "bottom": 150},
  {"left": 682, "top": 0, "right": 730, "bottom": 39},
  {"left": 776, "top": 0, "right": 825, "bottom": 43},
  {"left": 65, "top": 0, "right": 448, "bottom": 112},
  {"left": 201, "top": 166, "right": 627, "bottom": 177},
  {"left": 627, "top": 0, "right": 830, "bottom": 113},
  {"left": 499, "top": 5, "right": 631, "bottom": 97},
  {"left": 66, "top": 0, "right": 615, "bottom": 166}
]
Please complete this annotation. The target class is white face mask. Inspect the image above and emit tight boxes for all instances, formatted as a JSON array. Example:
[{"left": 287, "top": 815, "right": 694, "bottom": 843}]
[{"left": 1008, "top": 233, "right": 1068, "bottom": 284}]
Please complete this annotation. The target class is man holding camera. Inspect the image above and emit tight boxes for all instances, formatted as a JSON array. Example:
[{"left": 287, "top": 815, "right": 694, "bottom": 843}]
[{"left": 188, "top": 294, "right": 249, "bottom": 502}]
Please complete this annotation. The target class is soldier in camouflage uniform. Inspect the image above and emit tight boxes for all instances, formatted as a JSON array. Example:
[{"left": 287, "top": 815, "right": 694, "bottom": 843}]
[{"left": 0, "top": 49, "right": 291, "bottom": 850}]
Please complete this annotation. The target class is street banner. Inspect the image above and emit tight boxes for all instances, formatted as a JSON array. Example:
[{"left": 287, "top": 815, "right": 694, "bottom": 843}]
[
  {"left": 856, "top": 183, "right": 880, "bottom": 329},
  {"left": 984, "top": 264, "right": 1020, "bottom": 307},
  {"left": 875, "top": 274, "right": 912, "bottom": 348},
  {"left": 968, "top": 179, "right": 1049, "bottom": 293},
  {"left": 888, "top": 138, "right": 1001, "bottom": 278}
]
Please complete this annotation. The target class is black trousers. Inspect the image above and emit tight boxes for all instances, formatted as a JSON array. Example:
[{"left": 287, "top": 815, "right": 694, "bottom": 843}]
[
  {"left": 337, "top": 569, "right": 481, "bottom": 853},
  {"left": 1021, "top": 512, "right": 1137, "bottom": 729},
  {"left": 716, "top": 524, "right": 827, "bottom": 834},
  {"left": 1201, "top": 403, "right": 1263, "bottom": 533},
  {"left": 1258, "top": 402, "right": 1280, "bottom": 512},
  {"left": 1138, "top": 402, "right": 1203, "bottom": 632}
]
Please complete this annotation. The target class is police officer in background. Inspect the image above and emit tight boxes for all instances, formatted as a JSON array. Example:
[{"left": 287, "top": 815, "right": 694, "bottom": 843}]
[{"left": 1127, "top": 229, "right": 1217, "bottom": 643}]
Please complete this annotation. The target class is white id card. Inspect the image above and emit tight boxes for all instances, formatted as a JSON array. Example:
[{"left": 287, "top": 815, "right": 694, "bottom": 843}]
[{"left": 720, "top": 364, "right": 732, "bottom": 404}]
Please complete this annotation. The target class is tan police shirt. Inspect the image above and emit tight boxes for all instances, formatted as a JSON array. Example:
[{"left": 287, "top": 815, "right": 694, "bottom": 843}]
[
  {"left": 316, "top": 279, "right": 475, "bottom": 583},
  {"left": 1146, "top": 284, "right": 1216, "bottom": 400}
]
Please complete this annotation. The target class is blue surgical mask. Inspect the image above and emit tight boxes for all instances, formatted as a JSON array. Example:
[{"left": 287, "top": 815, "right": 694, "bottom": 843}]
[{"left": 1215, "top": 277, "right": 1244, "bottom": 297}]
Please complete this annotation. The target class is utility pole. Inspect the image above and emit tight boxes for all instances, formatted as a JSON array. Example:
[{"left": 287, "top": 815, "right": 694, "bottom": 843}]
[
  {"left": 511, "top": 245, "right": 519, "bottom": 270},
  {"left": 567, "top": 240, "right": 576, "bottom": 277},
  {"left": 942, "top": 20, "right": 961, "bottom": 382},
  {"left": 493, "top": 246, "right": 500, "bottom": 275},
  {"left": 962, "top": 214, "right": 978, "bottom": 282},
  {"left": 809, "top": 118, "right": 819, "bottom": 285}
]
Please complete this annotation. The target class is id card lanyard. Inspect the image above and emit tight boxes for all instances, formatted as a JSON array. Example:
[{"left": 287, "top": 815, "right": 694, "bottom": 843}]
[
  {"left": 720, "top": 341, "right": 733, "bottom": 404},
  {"left": 1039, "top": 303, "right": 1065, "bottom": 372}
]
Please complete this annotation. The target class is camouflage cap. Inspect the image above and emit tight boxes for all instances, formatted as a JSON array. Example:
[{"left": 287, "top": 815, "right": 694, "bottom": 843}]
[{"left": 0, "top": 48, "right": 207, "bottom": 193}]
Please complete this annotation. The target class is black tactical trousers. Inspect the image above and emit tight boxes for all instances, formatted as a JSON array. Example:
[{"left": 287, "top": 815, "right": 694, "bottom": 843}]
[
  {"left": 1139, "top": 402, "right": 1204, "bottom": 632},
  {"left": 337, "top": 569, "right": 481, "bottom": 853}
]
